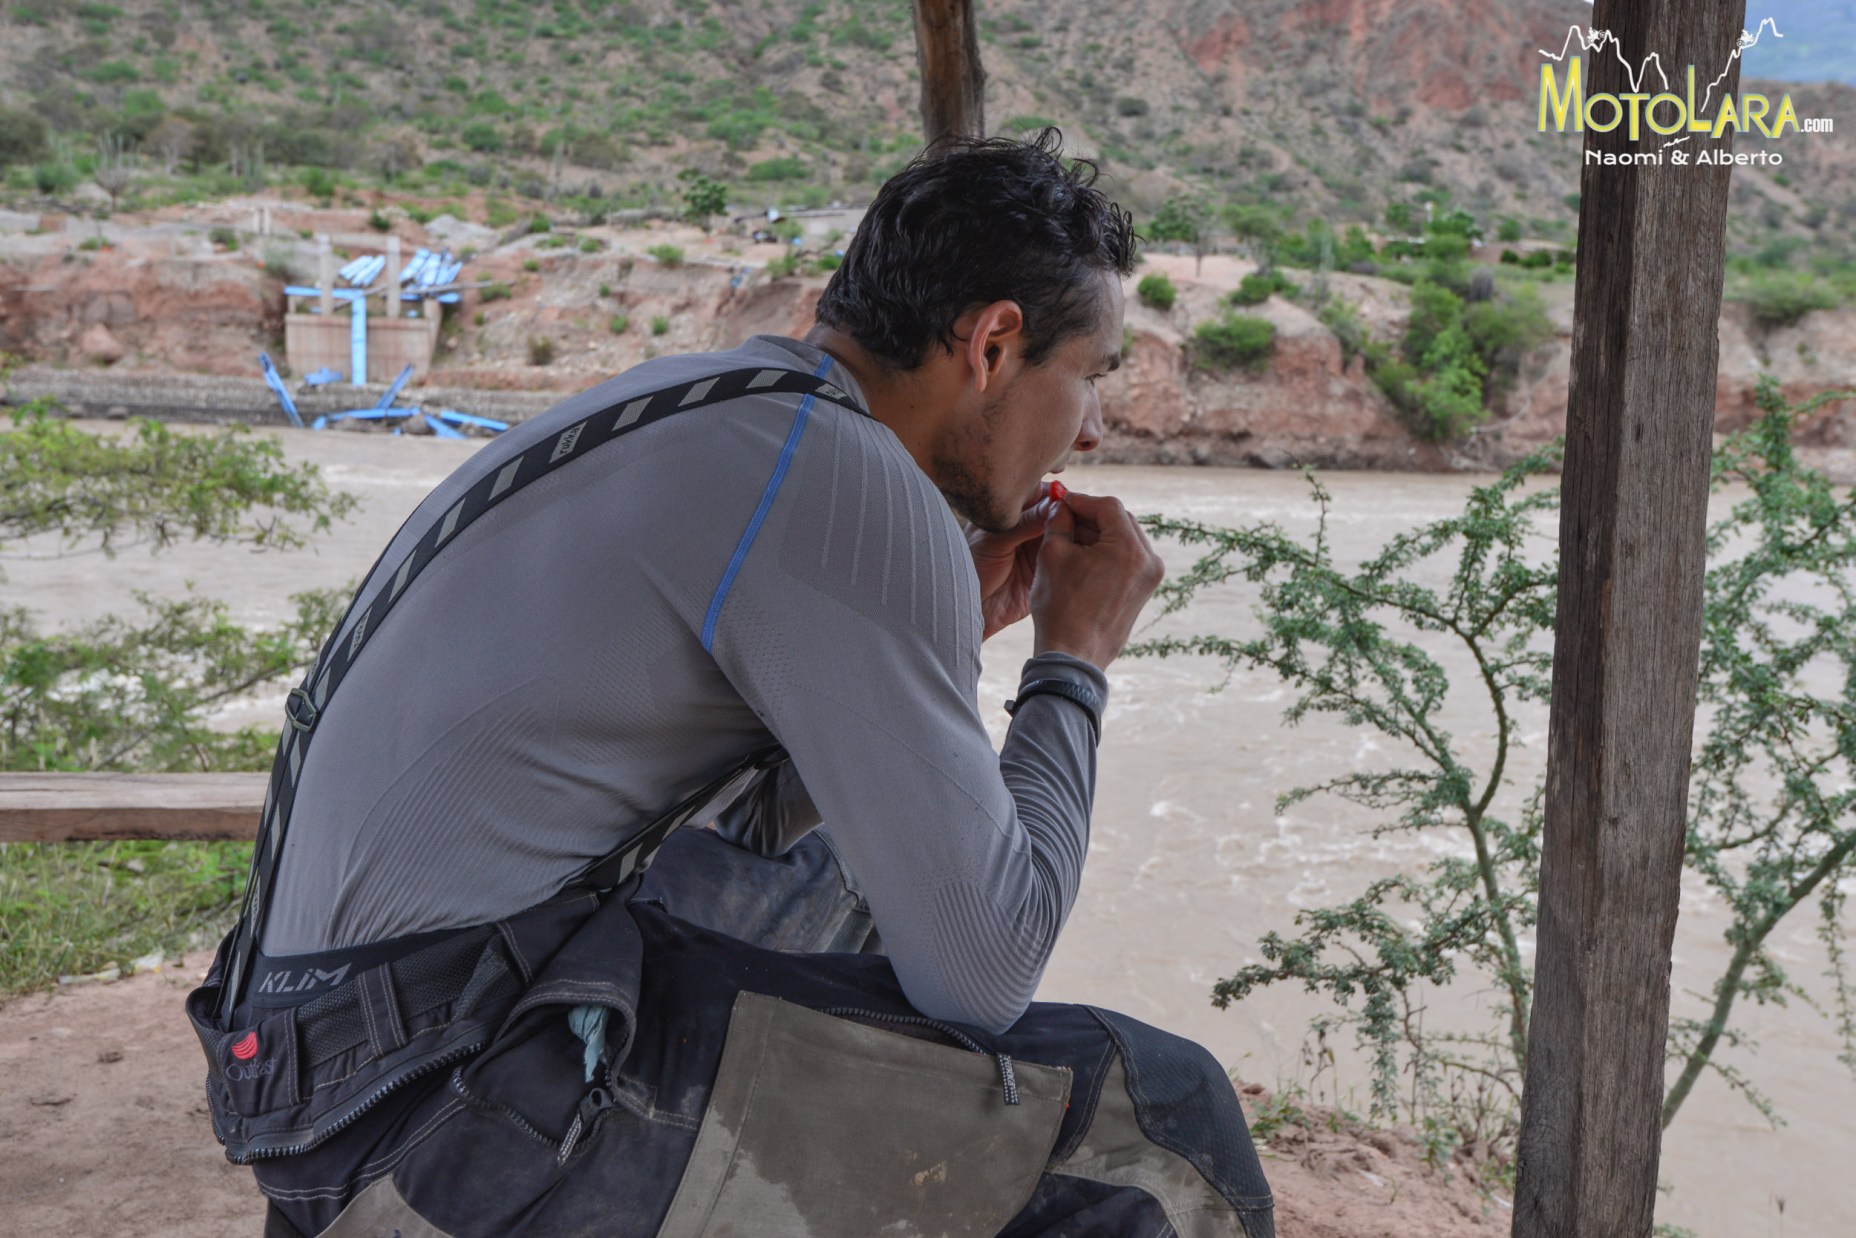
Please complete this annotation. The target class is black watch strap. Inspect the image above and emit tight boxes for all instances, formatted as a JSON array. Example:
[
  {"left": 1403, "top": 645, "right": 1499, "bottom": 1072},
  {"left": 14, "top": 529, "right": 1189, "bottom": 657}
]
[{"left": 1004, "top": 678, "right": 1103, "bottom": 744}]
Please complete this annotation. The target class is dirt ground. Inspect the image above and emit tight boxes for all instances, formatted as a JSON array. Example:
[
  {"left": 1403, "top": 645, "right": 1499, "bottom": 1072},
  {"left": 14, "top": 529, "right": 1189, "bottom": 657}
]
[
  {"left": 0, "top": 953, "right": 262, "bottom": 1238},
  {"left": 0, "top": 954, "right": 1505, "bottom": 1237}
]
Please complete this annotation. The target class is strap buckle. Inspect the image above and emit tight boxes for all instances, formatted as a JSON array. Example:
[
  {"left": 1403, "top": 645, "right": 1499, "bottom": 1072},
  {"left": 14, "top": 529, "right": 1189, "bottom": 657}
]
[{"left": 285, "top": 685, "right": 319, "bottom": 733}]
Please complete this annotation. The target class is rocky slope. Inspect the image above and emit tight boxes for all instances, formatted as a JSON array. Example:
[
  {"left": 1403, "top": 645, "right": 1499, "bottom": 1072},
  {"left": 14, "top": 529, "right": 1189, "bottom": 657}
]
[{"left": 2, "top": 0, "right": 1849, "bottom": 265}]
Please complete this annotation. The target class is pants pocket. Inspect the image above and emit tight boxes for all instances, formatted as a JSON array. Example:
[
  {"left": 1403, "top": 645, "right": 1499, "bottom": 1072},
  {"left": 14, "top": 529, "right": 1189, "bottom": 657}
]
[{"left": 658, "top": 992, "right": 1071, "bottom": 1238}]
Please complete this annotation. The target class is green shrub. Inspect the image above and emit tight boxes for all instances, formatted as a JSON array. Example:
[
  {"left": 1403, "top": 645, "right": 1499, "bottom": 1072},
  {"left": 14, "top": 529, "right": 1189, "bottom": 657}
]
[
  {"left": 522, "top": 257, "right": 540, "bottom": 272},
  {"left": 1133, "top": 380, "right": 1856, "bottom": 1156},
  {"left": 1406, "top": 323, "right": 1489, "bottom": 441},
  {"left": 473, "top": 310, "right": 487, "bottom": 326},
  {"left": 479, "top": 282, "right": 512, "bottom": 302},
  {"left": 810, "top": 253, "right": 842, "bottom": 274},
  {"left": 746, "top": 156, "right": 806, "bottom": 182},
  {"left": 578, "top": 236, "right": 602, "bottom": 253},
  {"left": 650, "top": 314, "right": 670, "bottom": 336},
  {"left": 526, "top": 212, "right": 552, "bottom": 234},
  {"left": 1319, "top": 298, "right": 1368, "bottom": 365},
  {"left": 1462, "top": 286, "right": 1553, "bottom": 386},
  {"left": 301, "top": 167, "right": 336, "bottom": 200},
  {"left": 608, "top": 313, "right": 629, "bottom": 334},
  {"left": 598, "top": 282, "right": 612, "bottom": 298},
  {"left": 1497, "top": 218, "right": 1523, "bottom": 242},
  {"left": 208, "top": 226, "right": 239, "bottom": 251},
  {"left": 646, "top": 244, "right": 684, "bottom": 267},
  {"left": 77, "top": 235, "right": 105, "bottom": 252},
  {"left": 484, "top": 198, "right": 518, "bottom": 228},
  {"left": 1742, "top": 271, "right": 1840, "bottom": 329},
  {"left": 461, "top": 122, "right": 503, "bottom": 153},
  {"left": 367, "top": 210, "right": 390, "bottom": 233},
  {"left": 528, "top": 337, "right": 556, "bottom": 366},
  {"left": 88, "top": 60, "right": 138, "bottom": 85},
  {"left": 0, "top": 106, "right": 50, "bottom": 168},
  {"left": 1136, "top": 272, "right": 1177, "bottom": 311},
  {"left": 33, "top": 163, "right": 77, "bottom": 195},
  {"left": 1229, "top": 270, "right": 1294, "bottom": 306},
  {"left": 1192, "top": 314, "right": 1276, "bottom": 371},
  {"left": 1404, "top": 281, "right": 1463, "bottom": 361}
]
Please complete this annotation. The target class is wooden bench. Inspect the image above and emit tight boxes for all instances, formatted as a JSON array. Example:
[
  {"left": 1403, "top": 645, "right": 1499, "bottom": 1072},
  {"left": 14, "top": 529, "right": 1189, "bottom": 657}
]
[{"left": 0, "top": 773, "right": 264, "bottom": 842}]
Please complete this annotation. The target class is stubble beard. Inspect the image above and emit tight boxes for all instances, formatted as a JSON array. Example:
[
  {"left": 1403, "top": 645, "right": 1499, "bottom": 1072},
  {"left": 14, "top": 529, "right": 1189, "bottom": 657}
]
[{"left": 930, "top": 396, "right": 1017, "bottom": 534}]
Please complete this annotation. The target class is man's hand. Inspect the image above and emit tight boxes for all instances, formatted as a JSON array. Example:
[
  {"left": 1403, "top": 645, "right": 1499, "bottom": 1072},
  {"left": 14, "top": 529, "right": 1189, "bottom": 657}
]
[
  {"left": 969, "top": 497, "right": 1054, "bottom": 641},
  {"left": 1030, "top": 490, "right": 1165, "bottom": 670}
]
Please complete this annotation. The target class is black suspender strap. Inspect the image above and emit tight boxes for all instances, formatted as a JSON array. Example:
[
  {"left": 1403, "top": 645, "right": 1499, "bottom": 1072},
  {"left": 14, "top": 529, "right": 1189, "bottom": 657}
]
[{"left": 218, "top": 365, "right": 869, "bottom": 1025}]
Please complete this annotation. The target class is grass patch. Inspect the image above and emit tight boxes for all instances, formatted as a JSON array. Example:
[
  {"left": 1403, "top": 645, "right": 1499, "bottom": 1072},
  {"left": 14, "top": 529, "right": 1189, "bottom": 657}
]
[{"left": 0, "top": 840, "right": 248, "bottom": 995}]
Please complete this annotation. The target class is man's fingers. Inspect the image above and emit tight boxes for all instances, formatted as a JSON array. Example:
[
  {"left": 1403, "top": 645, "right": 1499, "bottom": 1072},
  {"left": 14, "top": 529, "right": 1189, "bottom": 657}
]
[
  {"left": 1050, "top": 490, "right": 1132, "bottom": 542},
  {"left": 1041, "top": 496, "right": 1078, "bottom": 543},
  {"left": 971, "top": 499, "right": 1054, "bottom": 554}
]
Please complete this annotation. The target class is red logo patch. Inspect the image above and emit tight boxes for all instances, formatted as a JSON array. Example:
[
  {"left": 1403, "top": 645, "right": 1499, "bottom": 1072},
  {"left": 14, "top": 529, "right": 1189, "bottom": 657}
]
[{"left": 230, "top": 1030, "right": 260, "bottom": 1062}]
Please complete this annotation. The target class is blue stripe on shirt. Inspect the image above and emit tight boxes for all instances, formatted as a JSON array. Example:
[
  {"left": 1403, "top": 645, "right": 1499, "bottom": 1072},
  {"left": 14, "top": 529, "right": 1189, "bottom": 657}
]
[{"left": 700, "top": 353, "right": 836, "bottom": 652}]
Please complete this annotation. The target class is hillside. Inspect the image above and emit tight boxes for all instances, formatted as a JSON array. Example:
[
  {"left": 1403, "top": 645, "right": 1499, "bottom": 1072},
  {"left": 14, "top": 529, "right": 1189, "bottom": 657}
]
[{"left": 0, "top": 0, "right": 1851, "bottom": 278}]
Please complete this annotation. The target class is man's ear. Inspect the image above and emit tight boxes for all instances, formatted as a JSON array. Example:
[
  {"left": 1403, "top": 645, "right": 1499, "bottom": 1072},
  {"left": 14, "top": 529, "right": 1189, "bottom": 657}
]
[{"left": 960, "top": 300, "right": 1026, "bottom": 395}]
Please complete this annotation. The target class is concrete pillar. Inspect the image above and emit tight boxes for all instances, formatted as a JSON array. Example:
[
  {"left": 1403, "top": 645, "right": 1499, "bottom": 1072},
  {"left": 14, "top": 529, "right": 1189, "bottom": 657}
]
[
  {"left": 317, "top": 235, "right": 333, "bottom": 317},
  {"left": 385, "top": 234, "right": 401, "bottom": 320}
]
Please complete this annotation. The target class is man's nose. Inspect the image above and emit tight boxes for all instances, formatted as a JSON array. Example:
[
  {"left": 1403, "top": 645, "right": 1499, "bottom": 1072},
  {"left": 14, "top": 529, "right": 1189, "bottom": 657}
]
[{"left": 1073, "top": 392, "right": 1104, "bottom": 455}]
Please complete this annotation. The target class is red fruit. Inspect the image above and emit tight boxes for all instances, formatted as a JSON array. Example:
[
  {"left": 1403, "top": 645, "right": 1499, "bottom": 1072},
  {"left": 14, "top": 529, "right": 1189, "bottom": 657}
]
[{"left": 1047, "top": 479, "right": 1068, "bottom": 502}]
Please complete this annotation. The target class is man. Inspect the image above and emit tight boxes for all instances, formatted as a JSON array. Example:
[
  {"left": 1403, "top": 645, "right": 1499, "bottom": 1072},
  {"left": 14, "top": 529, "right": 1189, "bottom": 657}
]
[{"left": 188, "top": 131, "right": 1274, "bottom": 1237}]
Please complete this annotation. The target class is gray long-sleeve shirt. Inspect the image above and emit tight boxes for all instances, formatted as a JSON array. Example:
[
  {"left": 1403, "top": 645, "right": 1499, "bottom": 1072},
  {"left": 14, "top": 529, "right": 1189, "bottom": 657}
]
[{"left": 263, "top": 335, "right": 1107, "bottom": 1033}]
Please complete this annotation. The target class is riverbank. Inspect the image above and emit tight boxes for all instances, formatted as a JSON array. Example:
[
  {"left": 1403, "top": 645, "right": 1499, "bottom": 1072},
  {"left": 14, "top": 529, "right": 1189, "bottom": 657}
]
[{"left": 6, "top": 199, "right": 1855, "bottom": 478}]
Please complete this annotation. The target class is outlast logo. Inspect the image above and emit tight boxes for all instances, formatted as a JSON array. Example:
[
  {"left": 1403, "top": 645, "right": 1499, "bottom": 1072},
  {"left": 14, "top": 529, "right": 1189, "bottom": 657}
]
[{"left": 225, "top": 1030, "right": 278, "bottom": 1082}]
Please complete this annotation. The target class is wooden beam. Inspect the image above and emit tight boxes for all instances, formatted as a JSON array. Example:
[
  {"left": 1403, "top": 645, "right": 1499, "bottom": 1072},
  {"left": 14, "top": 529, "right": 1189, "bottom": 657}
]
[
  {"left": 0, "top": 773, "right": 264, "bottom": 843},
  {"left": 911, "top": 0, "right": 985, "bottom": 144},
  {"left": 1512, "top": 0, "right": 1747, "bottom": 1233}
]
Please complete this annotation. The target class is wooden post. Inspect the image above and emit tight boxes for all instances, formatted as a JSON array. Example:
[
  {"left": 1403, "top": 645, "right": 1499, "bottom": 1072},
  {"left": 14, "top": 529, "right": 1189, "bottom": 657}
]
[
  {"left": 911, "top": 0, "right": 985, "bottom": 144},
  {"left": 1512, "top": 1, "right": 1747, "bottom": 1233}
]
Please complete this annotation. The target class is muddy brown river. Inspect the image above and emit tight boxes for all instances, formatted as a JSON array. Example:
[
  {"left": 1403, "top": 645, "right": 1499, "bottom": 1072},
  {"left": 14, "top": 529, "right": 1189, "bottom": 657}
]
[{"left": 9, "top": 424, "right": 1852, "bottom": 1236}]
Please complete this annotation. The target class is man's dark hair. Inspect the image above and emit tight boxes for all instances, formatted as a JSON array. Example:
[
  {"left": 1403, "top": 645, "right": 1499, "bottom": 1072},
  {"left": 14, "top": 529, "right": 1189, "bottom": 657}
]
[{"left": 814, "top": 128, "right": 1136, "bottom": 371}]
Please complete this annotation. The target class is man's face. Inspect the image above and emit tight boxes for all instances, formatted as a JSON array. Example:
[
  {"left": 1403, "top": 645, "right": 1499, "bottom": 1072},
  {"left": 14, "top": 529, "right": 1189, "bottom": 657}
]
[{"left": 933, "top": 273, "right": 1123, "bottom": 533}]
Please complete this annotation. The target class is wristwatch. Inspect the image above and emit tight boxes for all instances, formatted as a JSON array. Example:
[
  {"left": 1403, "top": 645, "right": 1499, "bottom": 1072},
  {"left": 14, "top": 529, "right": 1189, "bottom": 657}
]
[{"left": 1004, "top": 678, "right": 1104, "bottom": 744}]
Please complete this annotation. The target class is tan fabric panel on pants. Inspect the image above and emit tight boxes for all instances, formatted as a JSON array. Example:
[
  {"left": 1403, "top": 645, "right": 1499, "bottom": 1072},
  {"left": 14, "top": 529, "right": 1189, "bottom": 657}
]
[
  {"left": 1050, "top": 1056, "right": 1247, "bottom": 1238},
  {"left": 317, "top": 1174, "right": 458, "bottom": 1238},
  {"left": 658, "top": 992, "right": 1071, "bottom": 1238}
]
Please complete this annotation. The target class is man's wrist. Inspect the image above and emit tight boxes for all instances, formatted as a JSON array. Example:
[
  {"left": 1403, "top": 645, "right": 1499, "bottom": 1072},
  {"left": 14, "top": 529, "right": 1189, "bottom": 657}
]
[
  {"left": 1006, "top": 653, "right": 1111, "bottom": 742},
  {"left": 1004, "top": 679, "right": 1103, "bottom": 744},
  {"left": 1030, "top": 638, "right": 1112, "bottom": 671}
]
